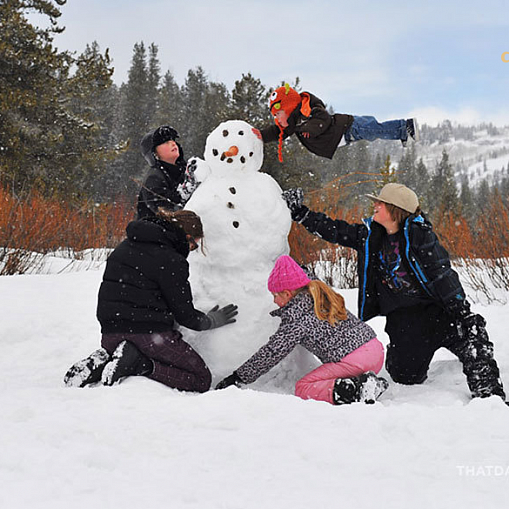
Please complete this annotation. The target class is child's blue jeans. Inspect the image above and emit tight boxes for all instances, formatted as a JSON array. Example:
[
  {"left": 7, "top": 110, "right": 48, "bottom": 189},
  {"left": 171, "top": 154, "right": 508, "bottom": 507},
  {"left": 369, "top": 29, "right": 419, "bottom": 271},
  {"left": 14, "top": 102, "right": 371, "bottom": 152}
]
[{"left": 345, "top": 115, "right": 407, "bottom": 143}]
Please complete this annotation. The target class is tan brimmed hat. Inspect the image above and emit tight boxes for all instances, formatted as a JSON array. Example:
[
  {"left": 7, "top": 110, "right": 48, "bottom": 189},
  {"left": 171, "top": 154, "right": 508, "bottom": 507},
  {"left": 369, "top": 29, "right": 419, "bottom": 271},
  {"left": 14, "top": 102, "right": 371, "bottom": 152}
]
[{"left": 366, "top": 183, "right": 419, "bottom": 213}]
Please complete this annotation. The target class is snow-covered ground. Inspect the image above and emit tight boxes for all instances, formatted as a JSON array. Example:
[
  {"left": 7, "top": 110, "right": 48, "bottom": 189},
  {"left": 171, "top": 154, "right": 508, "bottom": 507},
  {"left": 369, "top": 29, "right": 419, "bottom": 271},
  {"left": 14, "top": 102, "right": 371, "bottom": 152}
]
[{"left": 1, "top": 256, "right": 509, "bottom": 509}]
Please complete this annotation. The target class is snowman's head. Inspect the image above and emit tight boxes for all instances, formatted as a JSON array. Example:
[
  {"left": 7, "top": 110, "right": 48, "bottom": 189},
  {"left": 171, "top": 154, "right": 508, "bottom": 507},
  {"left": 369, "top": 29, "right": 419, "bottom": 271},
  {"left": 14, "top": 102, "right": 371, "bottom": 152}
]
[{"left": 204, "top": 120, "right": 263, "bottom": 175}]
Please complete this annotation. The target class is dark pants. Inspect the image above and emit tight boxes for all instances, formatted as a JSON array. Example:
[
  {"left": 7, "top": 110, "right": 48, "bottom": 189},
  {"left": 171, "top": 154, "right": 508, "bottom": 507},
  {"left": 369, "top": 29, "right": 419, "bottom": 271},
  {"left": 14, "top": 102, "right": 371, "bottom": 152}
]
[
  {"left": 101, "top": 330, "right": 211, "bottom": 393},
  {"left": 384, "top": 303, "right": 505, "bottom": 399}
]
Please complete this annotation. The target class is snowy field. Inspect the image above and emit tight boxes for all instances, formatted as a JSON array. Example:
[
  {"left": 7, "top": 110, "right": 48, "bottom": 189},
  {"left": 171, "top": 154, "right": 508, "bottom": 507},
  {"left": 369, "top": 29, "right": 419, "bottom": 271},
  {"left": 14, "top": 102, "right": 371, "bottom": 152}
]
[{"left": 1, "top": 256, "right": 509, "bottom": 509}]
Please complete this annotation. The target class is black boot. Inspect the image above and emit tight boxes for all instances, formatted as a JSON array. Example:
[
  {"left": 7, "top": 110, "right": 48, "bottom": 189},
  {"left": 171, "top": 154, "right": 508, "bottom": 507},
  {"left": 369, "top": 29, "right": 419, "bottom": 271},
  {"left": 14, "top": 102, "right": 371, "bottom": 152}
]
[
  {"left": 333, "top": 376, "right": 361, "bottom": 405},
  {"left": 359, "top": 372, "right": 390, "bottom": 404},
  {"left": 101, "top": 341, "right": 154, "bottom": 386},
  {"left": 333, "top": 372, "right": 389, "bottom": 405},
  {"left": 64, "top": 348, "right": 111, "bottom": 387},
  {"left": 453, "top": 315, "right": 506, "bottom": 400},
  {"left": 402, "top": 118, "right": 419, "bottom": 146}
]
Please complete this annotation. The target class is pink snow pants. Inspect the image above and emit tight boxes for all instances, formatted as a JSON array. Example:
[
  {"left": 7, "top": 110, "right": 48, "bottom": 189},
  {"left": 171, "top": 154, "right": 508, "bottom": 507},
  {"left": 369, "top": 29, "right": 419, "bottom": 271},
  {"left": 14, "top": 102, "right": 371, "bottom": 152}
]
[{"left": 295, "top": 338, "right": 385, "bottom": 405}]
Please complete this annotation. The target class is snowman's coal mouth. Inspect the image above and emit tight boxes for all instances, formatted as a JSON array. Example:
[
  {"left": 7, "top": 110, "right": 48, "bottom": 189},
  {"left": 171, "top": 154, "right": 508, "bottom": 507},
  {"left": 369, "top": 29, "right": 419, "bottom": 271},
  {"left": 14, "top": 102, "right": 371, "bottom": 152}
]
[{"left": 220, "top": 152, "right": 235, "bottom": 163}]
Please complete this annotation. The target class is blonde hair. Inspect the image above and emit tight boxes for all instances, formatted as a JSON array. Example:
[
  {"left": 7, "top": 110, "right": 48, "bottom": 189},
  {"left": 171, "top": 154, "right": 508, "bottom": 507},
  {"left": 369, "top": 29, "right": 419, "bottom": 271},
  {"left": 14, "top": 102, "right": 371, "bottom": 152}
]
[{"left": 300, "top": 280, "right": 347, "bottom": 325}]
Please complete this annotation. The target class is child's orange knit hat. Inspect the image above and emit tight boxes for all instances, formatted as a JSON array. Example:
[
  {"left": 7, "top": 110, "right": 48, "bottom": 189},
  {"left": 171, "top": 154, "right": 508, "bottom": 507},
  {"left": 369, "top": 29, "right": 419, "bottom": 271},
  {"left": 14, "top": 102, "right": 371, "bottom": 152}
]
[
  {"left": 269, "top": 83, "right": 302, "bottom": 117},
  {"left": 269, "top": 83, "right": 303, "bottom": 162}
]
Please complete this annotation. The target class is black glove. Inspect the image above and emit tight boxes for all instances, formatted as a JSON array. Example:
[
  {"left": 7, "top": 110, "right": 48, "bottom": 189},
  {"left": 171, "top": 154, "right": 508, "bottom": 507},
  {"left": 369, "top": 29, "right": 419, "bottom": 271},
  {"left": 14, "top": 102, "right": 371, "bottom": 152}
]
[
  {"left": 282, "top": 188, "right": 304, "bottom": 213},
  {"left": 207, "top": 304, "right": 238, "bottom": 329},
  {"left": 216, "top": 372, "right": 244, "bottom": 390}
]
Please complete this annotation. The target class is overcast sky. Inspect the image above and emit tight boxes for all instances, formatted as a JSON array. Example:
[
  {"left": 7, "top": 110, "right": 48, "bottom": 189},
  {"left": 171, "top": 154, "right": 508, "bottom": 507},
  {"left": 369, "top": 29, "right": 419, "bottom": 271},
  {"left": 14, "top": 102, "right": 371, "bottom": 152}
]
[{"left": 47, "top": 0, "right": 509, "bottom": 126}]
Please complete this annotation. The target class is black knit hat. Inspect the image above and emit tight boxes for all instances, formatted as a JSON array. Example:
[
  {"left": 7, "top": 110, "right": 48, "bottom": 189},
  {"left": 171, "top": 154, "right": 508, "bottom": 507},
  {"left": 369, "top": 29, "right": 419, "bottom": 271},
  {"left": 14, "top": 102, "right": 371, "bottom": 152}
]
[
  {"left": 152, "top": 125, "right": 179, "bottom": 147},
  {"left": 140, "top": 125, "right": 181, "bottom": 166}
]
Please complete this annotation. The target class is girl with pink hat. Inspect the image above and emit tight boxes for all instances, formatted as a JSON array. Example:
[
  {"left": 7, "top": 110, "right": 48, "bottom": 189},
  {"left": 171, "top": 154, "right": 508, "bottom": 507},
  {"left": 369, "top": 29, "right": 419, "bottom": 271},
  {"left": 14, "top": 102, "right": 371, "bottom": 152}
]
[{"left": 216, "top": 255, "right": 389, "bottom": 405}]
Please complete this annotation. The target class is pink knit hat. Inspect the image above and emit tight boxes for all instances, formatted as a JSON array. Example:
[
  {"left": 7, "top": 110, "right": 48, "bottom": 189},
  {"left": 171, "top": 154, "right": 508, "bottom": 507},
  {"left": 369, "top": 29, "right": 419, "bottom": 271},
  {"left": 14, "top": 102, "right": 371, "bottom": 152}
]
[{"left": 268, "top": 255, "right": 311, "bottom": 293}]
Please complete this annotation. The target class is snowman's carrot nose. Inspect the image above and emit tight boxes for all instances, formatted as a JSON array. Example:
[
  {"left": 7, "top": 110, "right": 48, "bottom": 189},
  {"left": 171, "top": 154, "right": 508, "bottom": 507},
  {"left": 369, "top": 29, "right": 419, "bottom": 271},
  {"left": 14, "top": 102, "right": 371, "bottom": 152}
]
[{"left": 223, "top": 146, "right": 239, "bottom": 157}]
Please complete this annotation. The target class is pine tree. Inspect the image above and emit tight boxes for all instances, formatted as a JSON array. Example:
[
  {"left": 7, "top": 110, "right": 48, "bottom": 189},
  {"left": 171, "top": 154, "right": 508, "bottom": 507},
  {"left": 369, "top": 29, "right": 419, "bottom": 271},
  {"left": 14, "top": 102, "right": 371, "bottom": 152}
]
[
  {"left": 64, "top": 41, "right": 121, "bottom": 197},
  {"left": 0, "top": 0, "right": 116, "bottom": 197},
  {"left": 231, "top": 73, "right": 270, "bottom": 125},
  {"left": 155, "top": 70, "right": 183, "bottom": 131},
  {"left": 180, "top": 67, "right": 211, "bottom": 157},
  {"left": 459, "top": 176, "right": 476, "bottom": 225},
  {"left": 114, "top": 42, "right": 152, "bottom": 199},
  {"left": 397, "top": 143, "right": 417, "bottom": 188},
  {"left": 429, "top": 149, "right": 459, "bottom": 215},
  {"left": 414, "top": 158, "right": 430, "bottom": 210},
  {"left": 146, "top": 43, "right": 161, "bottom": 126},
  {"left": 180, "top": 67, "right": 231, "bottom": 158},
  {"left": 475, "top": 179, "right": 492, "bottom": 212}
]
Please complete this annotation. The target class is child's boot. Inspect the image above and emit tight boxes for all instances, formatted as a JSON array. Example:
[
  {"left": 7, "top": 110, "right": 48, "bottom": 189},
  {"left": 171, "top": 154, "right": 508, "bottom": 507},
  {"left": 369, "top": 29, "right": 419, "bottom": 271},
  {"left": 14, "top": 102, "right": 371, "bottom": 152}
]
[
  {"left": 402, "top": 118, "right": 419, "bottom": 146},
  {"left": 101, "top": 340, "right": 154, "bottom": 386},
  {"left": 333, "top": 372, "right": 389, "bottom": 405},
  {"left": 333, "top": 376, "right": 362, "bottom": 405},
  {"left": 64, "top": 348, "right": 111, "bottom": 387},
  {"left": 358, "top": 372, "right": 389, "bottom": 404}
]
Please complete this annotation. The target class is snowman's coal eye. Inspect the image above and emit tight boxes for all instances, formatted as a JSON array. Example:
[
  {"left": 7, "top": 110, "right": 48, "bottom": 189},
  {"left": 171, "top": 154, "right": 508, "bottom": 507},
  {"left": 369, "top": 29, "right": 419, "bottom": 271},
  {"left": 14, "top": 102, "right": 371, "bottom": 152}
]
[
  {"left": 238, "top": 130, "right": 244, "bottom": 135},
  {"left": 249, "top": 152, "right": 253, "bottom": 157},
  {"left": 222, "top": 130, "right": 229, "bottom": 137},
  {"left": 212, "top": 149, "right": 218, "bottom": 156}
]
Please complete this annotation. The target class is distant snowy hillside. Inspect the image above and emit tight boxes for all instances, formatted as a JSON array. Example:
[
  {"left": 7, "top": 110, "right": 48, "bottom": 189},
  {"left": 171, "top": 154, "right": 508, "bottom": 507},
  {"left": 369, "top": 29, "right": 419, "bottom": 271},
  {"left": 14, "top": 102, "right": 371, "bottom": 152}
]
[{"left": 370, "top": 123, "right": 509, "bottom": 188}]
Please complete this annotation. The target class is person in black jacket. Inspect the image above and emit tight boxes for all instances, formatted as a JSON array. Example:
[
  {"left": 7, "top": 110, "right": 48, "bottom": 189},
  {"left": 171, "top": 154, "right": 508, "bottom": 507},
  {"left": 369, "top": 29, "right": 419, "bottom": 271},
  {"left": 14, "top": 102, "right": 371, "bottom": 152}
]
[
  {"left": 254, "top": 83, "right": 418, "bottom": 162},
  {"left": 137, "top": 125, "right": 199, "bottom": 218},
  {"left": 281, "top": 183, "right": 506, "bottom": 401},
  {"left": 64, "top": 209, "right": 238, "bottom": 392}
]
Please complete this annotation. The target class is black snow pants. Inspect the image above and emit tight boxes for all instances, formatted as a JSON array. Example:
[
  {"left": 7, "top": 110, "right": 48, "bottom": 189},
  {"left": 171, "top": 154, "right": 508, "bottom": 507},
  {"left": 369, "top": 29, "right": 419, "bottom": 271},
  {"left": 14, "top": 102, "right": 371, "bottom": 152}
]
[
  {"left": 384, "top": 302, "right": 505, "bottom": 399},
  {"left": 102, "top": 330, "right": 211, "bottom": 393}
]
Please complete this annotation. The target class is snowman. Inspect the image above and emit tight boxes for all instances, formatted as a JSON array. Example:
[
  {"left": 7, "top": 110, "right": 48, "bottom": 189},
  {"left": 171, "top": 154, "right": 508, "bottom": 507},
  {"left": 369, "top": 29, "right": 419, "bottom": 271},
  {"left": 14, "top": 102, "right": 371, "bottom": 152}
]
[{"left": 184, "top": 120, "right": 319, "bottom": 393}]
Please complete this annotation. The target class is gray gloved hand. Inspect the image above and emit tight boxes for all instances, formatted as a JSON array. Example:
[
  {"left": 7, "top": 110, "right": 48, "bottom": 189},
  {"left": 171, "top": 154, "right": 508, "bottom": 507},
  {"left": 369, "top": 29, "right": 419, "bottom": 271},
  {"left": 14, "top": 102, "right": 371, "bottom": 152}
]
[
  {"left": 282, "top": 188, "right": 304, "bottom": 213},
  {"left": 207, "top": 304, "right": 238, "bottom": 329}
]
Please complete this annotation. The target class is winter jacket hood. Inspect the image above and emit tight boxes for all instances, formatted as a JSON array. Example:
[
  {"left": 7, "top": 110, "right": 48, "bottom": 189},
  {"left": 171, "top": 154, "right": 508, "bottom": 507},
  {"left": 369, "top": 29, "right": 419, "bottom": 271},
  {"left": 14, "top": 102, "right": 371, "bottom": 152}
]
[{"left": 126, "top": 217, "right": 190, "bottom": 258}]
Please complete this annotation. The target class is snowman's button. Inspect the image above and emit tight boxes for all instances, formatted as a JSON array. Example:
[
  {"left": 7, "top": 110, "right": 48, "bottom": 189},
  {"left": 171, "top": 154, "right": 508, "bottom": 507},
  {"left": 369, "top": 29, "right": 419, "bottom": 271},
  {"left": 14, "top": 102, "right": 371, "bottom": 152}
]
[
  {"left": 229, "top": 187, "right": 236, "bottom": 194},
  {"left": 233, "top": 221, "right": 239, "bottom": 228},
  {"left": 227, "top": 202, "right": 235, "bottom": 209}
]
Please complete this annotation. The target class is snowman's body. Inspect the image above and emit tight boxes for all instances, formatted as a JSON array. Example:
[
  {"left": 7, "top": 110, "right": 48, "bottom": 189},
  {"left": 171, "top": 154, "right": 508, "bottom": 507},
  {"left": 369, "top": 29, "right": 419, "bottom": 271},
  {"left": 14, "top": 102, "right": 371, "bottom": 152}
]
[{"left": 184, "top": 120, "right": 318, "bottom": 391}]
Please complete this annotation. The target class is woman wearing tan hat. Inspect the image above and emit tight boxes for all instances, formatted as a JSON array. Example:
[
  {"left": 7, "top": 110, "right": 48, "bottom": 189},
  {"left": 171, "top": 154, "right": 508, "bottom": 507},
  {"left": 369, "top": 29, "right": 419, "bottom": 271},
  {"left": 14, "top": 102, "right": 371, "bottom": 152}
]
[{"left": 281, "top": 184, "right": 506, "bottom": 402}]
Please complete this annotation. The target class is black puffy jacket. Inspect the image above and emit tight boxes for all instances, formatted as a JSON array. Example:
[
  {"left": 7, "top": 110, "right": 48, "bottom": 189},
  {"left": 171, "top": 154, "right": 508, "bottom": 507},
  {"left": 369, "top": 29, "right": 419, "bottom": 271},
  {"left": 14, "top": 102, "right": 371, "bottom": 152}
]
[
  {"left": 97, "top": 218, "right": 211, "bottom": 334},
  {"left": 294, "top": 207, "right": 466, "bottom": 321},
  {"left": 136, "top": 159, "right": 187, "bottom": 219}
]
